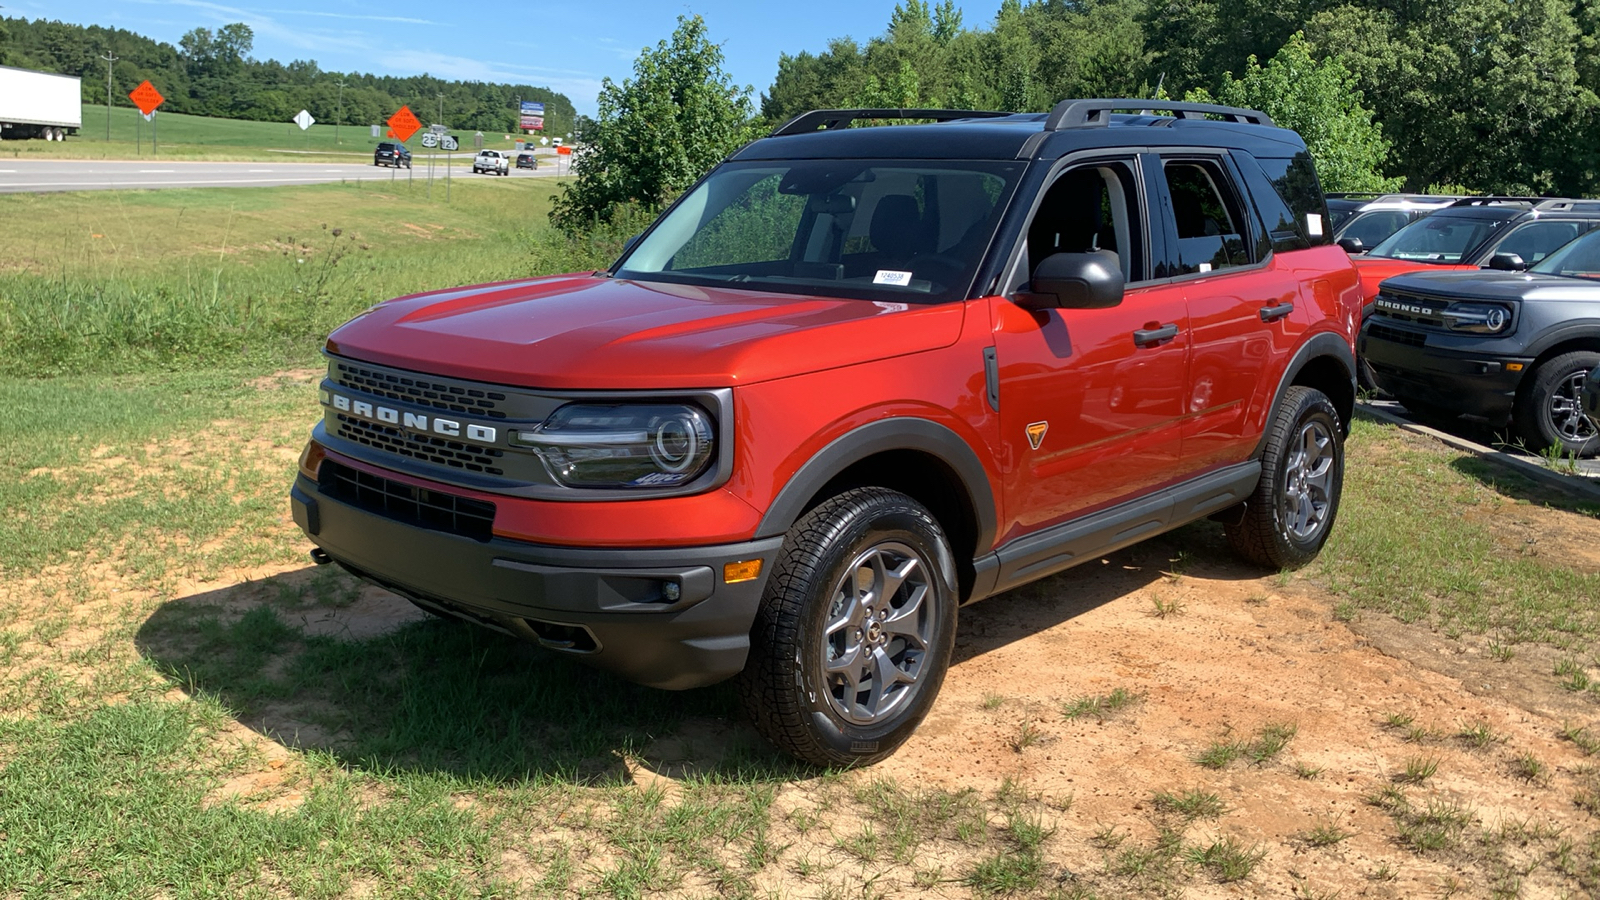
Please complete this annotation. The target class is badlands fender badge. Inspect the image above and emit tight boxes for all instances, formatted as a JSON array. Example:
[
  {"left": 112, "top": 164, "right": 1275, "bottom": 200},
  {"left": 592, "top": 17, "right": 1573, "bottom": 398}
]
[{"left": 1026, "top": 421, "right": 1049, "bottom": 450}]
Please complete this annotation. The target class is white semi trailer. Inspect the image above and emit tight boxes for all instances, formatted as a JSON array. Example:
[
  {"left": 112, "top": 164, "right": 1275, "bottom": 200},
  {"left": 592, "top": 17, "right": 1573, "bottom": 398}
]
[{"left": 0, "top": 65, "right": 82, "bottom": 140}]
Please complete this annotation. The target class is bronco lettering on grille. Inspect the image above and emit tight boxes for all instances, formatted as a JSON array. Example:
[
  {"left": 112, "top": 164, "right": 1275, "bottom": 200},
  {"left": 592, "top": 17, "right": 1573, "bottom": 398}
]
[{"left": 321, "top": 390, "right": 498, "bottom": 444}]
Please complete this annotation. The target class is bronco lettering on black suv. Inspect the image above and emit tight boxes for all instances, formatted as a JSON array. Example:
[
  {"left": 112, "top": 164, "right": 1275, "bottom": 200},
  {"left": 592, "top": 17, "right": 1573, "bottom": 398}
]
[{"left": 291, "top": 100, "right": 1364, "bottom": 766}]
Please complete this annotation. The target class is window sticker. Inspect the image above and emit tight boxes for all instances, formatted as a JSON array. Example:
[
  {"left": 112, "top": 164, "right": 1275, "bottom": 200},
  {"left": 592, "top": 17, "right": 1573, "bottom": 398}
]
[
  {"left": 1306, "top": 213, "right": 1324, "bottom": 237},
  {"left": 1198, "top": 262, "right": 1213, "bottom": 273},
  {"left": 873, "top": 270, "right": 914, "bottom": 286}
]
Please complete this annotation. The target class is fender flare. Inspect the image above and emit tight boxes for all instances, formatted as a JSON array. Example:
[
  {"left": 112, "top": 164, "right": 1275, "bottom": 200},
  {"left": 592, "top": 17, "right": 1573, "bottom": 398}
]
[
  {"left": 1254, "top": 332, "right": 1357, "bottom": 459},
  {"left": 754, "top": 417, "right": 998, "bottom": 556},
  {"left": 1522, "top": 321, "right": 1600, "bottom": 361}
]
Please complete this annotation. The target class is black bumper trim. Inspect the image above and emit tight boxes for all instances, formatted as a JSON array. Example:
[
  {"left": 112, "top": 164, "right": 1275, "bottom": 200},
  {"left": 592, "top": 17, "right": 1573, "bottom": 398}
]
[{"left": 290, "top": 474, "right": 783, "bottom": 690}]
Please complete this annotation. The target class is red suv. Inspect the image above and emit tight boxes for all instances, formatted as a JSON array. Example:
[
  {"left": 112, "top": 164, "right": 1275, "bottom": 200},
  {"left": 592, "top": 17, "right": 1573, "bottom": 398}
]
[{"left": 291, "top": 100, "right": 1363, "bottom": 766}]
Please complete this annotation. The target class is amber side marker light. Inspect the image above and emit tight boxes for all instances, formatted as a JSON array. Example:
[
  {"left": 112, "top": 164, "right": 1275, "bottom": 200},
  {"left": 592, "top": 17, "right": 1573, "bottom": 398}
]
[
  {"left": 724, "top": 559, "right": 763, "bottom": 584},
  {"left": 1506, "top": 362, "right": 1525, "bottom": 372},
  {"left": 298, "top": 440, "right": 327, "bottom": 479}
]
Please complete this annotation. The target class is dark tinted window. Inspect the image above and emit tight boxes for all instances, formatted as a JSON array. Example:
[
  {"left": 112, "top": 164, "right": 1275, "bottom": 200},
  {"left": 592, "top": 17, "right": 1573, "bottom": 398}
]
[
  {"left": 1338, "top": 210, "right": 1412, "bottom": 249},
  {"left": 1161, "top": 158, "right": 1251, "bottom": 274},
  {"left": 1025, "top": 160, "right": 1144, "bottom": 284},
  {"left": 1491, "top": 220, "right": 1585, "bottom": 264},
  {"left": 1254, "top": 153, "right": 1332, "bottom": 248}
]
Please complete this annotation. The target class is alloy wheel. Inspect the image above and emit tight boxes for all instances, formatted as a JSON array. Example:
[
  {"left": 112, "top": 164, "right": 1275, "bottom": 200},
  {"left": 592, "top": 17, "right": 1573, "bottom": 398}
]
[{"left": 820, "top": 541, "right": 937, "bottom": 726}]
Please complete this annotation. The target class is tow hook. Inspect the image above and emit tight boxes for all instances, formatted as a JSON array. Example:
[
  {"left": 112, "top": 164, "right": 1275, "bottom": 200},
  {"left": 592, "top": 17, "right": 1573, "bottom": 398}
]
[{"left": 309, "top": 547, "right": 332, "bottom": 566}]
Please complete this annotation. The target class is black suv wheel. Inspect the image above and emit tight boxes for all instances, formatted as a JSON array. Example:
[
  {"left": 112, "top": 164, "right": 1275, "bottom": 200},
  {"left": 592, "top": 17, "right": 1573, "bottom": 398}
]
[
  {"left": 1514, "top": 351, "right": 1600, "bottom": 457},
  {"left": 1227, "top": 386, "right": 1345, "bottom": 569},
  {"left": 739, "top": 488, "right": 957, "bottom": 767}
]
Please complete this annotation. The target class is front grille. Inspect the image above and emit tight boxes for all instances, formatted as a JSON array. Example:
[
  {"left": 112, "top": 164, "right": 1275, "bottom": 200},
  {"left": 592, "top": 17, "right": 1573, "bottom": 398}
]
[
  {"left": 1367, "top": 323, "right": 1427, "bottom": 348},
  {"left": 320, "top": 460, "right": 495, "bottom": 542},
  {"left": 1373, "top": 291, "right": 1450, "bottom": 329},
  {"left": 334, "top": 414, "right": 505, "bottom": 475},
  {"left": 332, "top": 361, "right": 509, "bottom": 419}
]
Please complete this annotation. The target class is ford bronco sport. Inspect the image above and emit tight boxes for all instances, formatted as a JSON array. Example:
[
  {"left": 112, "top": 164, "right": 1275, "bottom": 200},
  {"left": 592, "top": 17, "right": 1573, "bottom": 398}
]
[
  {"left": 1362, "top": 226, "right": 1600, "bottom": 456},
  {"left": 290, "top": 100, "right": 1363, "bottom": 766}
]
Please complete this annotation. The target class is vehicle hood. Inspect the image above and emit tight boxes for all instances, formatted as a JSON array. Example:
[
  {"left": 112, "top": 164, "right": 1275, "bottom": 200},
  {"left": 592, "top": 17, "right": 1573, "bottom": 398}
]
[
  {"left": 325, "top": 274, "right": 966, "bottom": 390},
  {"left": 1379, "top": 270, "right": 1600, "bottom": 303},
  {"left": 1351, "top": 256, "right": 1474, "bottom": 299}
]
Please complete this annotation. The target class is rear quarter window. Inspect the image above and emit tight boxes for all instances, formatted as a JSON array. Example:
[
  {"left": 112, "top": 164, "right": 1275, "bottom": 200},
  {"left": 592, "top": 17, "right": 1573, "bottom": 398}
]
[{"left": 1241, "top": 153, "right": 1333, "bottom": 252}]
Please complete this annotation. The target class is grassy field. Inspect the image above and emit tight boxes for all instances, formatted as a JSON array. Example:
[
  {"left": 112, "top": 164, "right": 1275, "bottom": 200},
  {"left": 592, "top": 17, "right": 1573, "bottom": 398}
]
[
  {"left": 0, "top": 176, "right": 622, "bottom": 377},
  {"left": 4, "top": 104, "right": 549, "bottom": 162}
]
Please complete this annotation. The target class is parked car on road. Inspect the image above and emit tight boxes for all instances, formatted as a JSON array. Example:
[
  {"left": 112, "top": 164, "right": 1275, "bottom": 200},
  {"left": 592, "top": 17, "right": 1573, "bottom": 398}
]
[
  {"left": 1332, "top": 194, "right": 1463, "bottom": 255},
  {"left": 291, "top": 99, "right": 1363, "bottom": 766},
  {"left": 373, "top": 142, "right": 411, "bottom": 169},
  {"left": 515, "top": 152, "right": 538, "bottom": 170},
  {"left": 1362, "top": 227, "right": 1600, "bottom": 456},
  {"left": 473, "top": 150, "right": 510, "bottom": 176}
]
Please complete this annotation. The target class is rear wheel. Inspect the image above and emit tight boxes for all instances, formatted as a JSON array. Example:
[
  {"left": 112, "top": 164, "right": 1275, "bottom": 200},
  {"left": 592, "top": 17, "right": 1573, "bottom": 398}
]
[
  {"left": 739, "top": 488, "right": 957, "bottom": 767},
  {"left": 1513, "top": 351, "right": 1600, "bottom": 457},
  {"left": 1227, "top": 386, "right": 1345, "bottom": 569}
]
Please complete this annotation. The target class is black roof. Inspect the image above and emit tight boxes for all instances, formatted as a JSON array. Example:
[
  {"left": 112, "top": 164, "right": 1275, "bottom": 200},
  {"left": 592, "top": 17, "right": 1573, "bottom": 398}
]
[{"left": 732, "top": 99, "right": 1308, "bottom": 163}]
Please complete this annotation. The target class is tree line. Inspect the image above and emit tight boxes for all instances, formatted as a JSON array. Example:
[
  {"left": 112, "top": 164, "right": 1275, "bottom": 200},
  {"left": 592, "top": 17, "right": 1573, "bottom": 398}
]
[
  {"left": 0, "top": 17, "right": 577, "bottom": 138},
  {"left": 761, "top": 0, "right": 1600, "bottom": 197}
]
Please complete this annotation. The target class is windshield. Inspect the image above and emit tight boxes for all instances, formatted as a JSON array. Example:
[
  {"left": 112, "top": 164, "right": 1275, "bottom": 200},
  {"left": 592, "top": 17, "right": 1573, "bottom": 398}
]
[
  {"left": 615, "top": 159, "right": 1025, "bottom": 303},
  {"left": 1337, "top": 209, "right": 1412, "bottom": 249},
  {"left": 1367, "top": 212, "right": 1508, "bottom": 263},
  {"left": 1530, "top": 229, "right": 1600, "bottom": 280}
]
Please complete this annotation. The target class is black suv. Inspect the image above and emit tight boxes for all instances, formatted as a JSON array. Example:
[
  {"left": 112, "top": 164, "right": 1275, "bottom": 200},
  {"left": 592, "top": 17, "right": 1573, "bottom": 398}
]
[
  {"left": 374, "top": 142, "right": 412, "bottom": 169},
  {"left": 1362, "top": 198, "right": 1600, "bottom": 270},
  {"left": 1362, "top": 227, "right": 1600, "bottom": 456}
]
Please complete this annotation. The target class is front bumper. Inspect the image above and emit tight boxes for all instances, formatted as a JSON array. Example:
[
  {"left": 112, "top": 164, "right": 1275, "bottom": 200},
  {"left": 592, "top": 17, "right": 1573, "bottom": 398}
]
[
  {"left": 290, "top": 472, "right": 782, "bottom": 690},
  {"left": 1359, "top": 323, "right": 1532, "bottom": 422}
]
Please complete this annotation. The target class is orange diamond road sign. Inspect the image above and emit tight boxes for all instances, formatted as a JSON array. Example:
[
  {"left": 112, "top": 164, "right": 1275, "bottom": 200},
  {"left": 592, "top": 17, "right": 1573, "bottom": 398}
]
[
  {"left": 387, "top": 106, "right": 421, "bottom": 143},
  {"left": 128, "top": 80, "right": 164, "bottom": 116}
]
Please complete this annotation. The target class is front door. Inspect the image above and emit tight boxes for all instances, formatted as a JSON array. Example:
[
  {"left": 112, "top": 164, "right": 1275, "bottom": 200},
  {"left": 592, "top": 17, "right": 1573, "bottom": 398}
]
[{"left": 990, "top": 158, "right": 1191, "bottom": 543}]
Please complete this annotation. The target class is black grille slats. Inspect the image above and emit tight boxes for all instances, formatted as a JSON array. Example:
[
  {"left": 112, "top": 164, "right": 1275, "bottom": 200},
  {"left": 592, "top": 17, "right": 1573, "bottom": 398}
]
[
  {"left": 320, "top": 460, "right": 495, "bottom": 542},
  {"left": 332, "top": 362, "right": 509, "bottom": 419},
  {"left": 1367, "top": 323, "right": 1427, "bottom": 348},
  {"left": 334, "top": 414, "right": 505, "bottom": 475}
]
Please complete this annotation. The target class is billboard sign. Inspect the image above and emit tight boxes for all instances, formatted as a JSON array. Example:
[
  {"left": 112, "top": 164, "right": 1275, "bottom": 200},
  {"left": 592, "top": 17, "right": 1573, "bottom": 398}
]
[{"left": 519, "top": 100, "right": 545, "bottom": 131}]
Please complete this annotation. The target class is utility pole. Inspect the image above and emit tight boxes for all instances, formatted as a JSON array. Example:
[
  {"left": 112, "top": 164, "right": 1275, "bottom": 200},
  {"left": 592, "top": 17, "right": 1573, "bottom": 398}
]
[
  {"left": 336, "top": 79, "right": 347, "bottom": 145},
  {"left": 100, "top": 50, "right": 119, "bottom": 141}
]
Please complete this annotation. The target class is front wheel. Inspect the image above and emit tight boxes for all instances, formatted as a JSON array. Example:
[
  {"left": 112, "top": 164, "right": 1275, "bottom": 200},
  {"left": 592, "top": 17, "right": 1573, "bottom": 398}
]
[
  {"left": 739, "top": 488, "right": 958, "bottom": 767},
  {"left": 1227, "top": 385, "right": 1345, "bottom": 569},
  {"left": 1513, "top": 351, "right": 1600, "bottom": 457}
]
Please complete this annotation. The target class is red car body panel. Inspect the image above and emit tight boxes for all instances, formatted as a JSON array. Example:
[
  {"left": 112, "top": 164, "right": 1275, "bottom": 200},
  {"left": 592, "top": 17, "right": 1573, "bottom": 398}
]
[
  {"left": 326, "top": 274, "right": 966, "bottom": 390},
  {"left": 1351, "top": 255, "right": 1475, "bottom": 303}
]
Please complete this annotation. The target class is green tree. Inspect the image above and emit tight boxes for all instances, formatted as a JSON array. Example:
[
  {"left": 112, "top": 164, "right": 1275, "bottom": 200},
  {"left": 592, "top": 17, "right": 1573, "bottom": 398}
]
[
  {"left": 551, "top": 15, "right": 754, "bottom": 232},
  {"left": 1212, "top": 34, "right": 1400, "bottom": 192}
]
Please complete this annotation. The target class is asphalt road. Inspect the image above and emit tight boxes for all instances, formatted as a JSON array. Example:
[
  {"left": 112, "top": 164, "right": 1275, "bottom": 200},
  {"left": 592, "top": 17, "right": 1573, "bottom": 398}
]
[{"left": 0, "top": 158, "right": 561, "bottom": 194}]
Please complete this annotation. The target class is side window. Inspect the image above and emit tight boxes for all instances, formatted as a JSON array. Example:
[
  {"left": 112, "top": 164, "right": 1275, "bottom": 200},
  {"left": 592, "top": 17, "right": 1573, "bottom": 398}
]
[
  {"left": 1492, "top": 220, "right": 1584, "bottom": 264},
  {"left": 1160, "top": 158, "right": 1251, "bottom": 274},
  {"left": 1020, "top": 160, "right": 1143, "bottom": 285},
  {"left": 1252, "top": 153, "right": 1332, "bottom": 247}
]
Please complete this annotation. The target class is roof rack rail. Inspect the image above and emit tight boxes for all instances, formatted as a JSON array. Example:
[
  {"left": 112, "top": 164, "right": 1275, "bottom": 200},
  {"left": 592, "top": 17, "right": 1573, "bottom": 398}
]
[
  {"left": 770, "top": 108, "right": 1009, "bottom": 137},
  {"left": 1326, "top": 192, "right": 1388, "bottom": 199},
  {"left": 1447, "top": 196, "right": 1542, "bottom": 207},
  {"left": 1534, "top": 198, "right": 1600, "bottom": 211},
  {"left": 1043, "top": 98, "right": 1273, "bottom": 131}
]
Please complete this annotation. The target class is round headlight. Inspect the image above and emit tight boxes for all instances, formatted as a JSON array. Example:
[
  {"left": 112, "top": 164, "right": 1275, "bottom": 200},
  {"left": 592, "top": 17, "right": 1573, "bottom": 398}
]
[{"left": 510, "top": 403, "right": 717, "bottom": 489}]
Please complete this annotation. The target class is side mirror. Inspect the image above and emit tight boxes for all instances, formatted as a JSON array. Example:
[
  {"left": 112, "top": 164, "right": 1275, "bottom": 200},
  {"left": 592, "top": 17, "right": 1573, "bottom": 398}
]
[
  {"left": 1337, "top": 237, "right": 1365, "bottom": 254},
  {"left": 1488, "top": 252, "right": 1527, "bottom": 271},
  {"left": 1016, "top": 251, "right": 1124, "bottom": 311}
]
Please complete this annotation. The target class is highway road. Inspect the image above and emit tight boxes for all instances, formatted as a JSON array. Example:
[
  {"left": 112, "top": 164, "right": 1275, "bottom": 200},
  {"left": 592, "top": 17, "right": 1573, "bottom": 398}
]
[{"left": 0, "top": 158, "right": 561, "bottom": 194}]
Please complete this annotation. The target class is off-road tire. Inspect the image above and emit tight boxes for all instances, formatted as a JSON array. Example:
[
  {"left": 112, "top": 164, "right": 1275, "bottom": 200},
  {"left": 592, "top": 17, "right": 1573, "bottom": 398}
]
[
  {"left": 1512, "top": 351, "right": 1600, "bottom": 458},
  {"left": 738, "top": 487, "right": 958, "bottom": 768},
  {"left": 1227, "top": 385, "right": 1344, "bottom": 569}
]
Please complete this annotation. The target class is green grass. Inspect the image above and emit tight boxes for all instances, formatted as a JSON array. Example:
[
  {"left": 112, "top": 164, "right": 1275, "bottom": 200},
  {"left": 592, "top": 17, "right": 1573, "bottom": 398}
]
[
  {"left": 1062, "top": 686, "right": 1142, "bottom": 721},
  {"left": 14, "top": 103, "right": 546, "bottom": 162},
  {"left": 0, "top": 177, "right": 628, "bottom": 377},
  {"left": 1314, "top": 417, "right": 1600, "bottom": 650}
]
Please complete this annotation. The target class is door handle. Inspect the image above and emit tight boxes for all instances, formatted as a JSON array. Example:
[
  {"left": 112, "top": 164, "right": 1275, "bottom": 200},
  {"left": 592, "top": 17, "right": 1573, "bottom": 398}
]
[
  {"left": 1259, "top": 302, "right": 1294, "bottom": 322},
  {"left": 1133, "top": 323, "right": 1179, "bottom": 347}
]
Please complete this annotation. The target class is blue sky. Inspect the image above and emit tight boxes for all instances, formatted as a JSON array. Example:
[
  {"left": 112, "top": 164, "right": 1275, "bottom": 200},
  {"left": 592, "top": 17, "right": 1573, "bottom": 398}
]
[{"left": 17, "top": 1, "right": 997, "bottom": 117}]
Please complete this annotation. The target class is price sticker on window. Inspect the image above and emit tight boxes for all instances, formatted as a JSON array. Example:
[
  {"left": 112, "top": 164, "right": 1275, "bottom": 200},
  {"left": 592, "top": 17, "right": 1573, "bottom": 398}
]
[{"left": 873, "top": 270, "right": 913, "bottom": 286}]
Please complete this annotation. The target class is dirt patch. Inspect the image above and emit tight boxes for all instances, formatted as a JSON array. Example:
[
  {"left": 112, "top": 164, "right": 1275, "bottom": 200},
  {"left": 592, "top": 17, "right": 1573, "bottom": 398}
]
[{"left": 247, "top": 368, "right": 322, "bottom": 391}]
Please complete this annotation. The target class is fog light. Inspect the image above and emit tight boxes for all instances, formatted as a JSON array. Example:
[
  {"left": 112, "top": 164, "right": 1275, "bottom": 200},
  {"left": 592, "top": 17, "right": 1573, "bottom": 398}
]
[
  {"left": 661, "top": 581, "right": 681, "bottom": 602},
  {"left": 724, "top": 559, "right": 763, "bottom": 584}
]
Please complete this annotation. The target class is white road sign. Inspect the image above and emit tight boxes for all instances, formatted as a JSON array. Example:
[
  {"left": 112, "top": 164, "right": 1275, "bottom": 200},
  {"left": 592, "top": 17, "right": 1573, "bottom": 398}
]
[
  {"left": 293, "top": 109, "right": 315, "bottom": 131},
  {"left": 420, "top": 132, "right": 439, "bottom": 148},
  {"left": 441, "top": 135, "right": 459, "bottom": 151}
]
